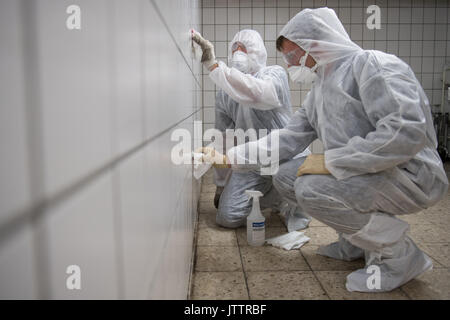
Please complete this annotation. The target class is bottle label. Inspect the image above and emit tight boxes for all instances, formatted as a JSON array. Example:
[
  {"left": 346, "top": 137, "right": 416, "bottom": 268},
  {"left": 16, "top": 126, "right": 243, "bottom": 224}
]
[
  {"left": 252, "top": 222, "right": 265, "bottom": 228},
  {"left": 251, "top": 222, "right": 265, "bottom": 243}
]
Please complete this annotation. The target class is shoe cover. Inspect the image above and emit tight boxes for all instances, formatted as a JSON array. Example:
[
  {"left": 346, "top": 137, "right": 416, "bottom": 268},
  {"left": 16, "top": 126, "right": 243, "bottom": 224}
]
[
  {"left": 279, "top": 201, "right": 311, "bottom": 232},
  {"left": 317, "top": 234, "right": 364, "bottom": 261},
  {"left": 345, "top": 236, "right": 433, "bottom": 292}
]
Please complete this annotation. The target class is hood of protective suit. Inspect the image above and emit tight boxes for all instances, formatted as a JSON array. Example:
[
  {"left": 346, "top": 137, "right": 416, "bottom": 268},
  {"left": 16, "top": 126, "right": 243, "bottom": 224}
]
[
  {"left": 228, "top": 29, "right": 267, "bottom": 74},
  {"left": 279, "top": 7, "right": 362, "bottom": 67}
]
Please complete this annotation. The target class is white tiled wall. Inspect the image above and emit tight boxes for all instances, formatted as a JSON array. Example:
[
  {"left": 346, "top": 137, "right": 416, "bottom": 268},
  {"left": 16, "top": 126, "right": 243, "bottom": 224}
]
[
  {"left": 202, "top": 0, "right": 450, "bottom": 153},
  {"left": 0, "top": 0, "right": 202, "bottom": 299}
]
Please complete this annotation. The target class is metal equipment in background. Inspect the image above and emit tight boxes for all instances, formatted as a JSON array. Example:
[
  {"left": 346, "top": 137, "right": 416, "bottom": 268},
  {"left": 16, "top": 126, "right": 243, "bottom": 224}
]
[{"left": 432, "top": 63, "right": 450, "bottom": 162}]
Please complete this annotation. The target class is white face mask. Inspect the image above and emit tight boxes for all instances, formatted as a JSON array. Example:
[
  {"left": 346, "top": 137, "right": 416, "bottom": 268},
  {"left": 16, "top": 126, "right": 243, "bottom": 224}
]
[
  {"left": 231, "top": 51, "right": 250, "bottom": 73},
  {"left": 288, "top": 52, "right": 318, "bottom": 85}
]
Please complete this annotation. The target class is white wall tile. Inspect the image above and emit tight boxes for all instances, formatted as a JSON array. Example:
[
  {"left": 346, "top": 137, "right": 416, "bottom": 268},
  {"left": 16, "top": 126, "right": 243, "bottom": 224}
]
[
  {"left": 399, "top": 8, "right": 412, "bottom": 23},
  {"left": 203, "top": 25, "right": 215, "bottom": 41},
  {"left": 422, "top": 57, "right": 434, "bottom": 73},
  {"left": 423, "top": 7, "right": 436, "bottom": 23},
  {"left": 215, "top": 8, "right": 228, "bottom": 24},
  {"left": 215, "top": 24, "right": 228, "bottom": 41},
  {"left": 435, "top": 24, "right": 447, "bottom": 41},
  {"left": 423, "top": 41, "right": 435, "bottom": 57},
  {"left": 240, "top": 8, "right": 252, "bottom": 24},
  {"left": 113, "top": 0, "right": 144, "bottom": 155},
  {"left": 265, "top": 8, "right": 277, "bottom": 24},
  {"left": 253, "top": 24, "right": 265, "bottom": 38},
  {"left": 228, "top": 24, "right": 240, "bottom": 40},
  {"left": 204, "top": 91, "right": 216, "bottom": 107},
  {"left": 0, "top": 0, "right": 32, "bottom": 223},
  {"left": 44, "top": 173, "right": 119, "bottom": 299},
  {"left": 203, "top": 8, "right": 215, "bottom": 24},
  {"left": 215, "top": 41, "right": 228, "bottom": 57},
  {"left": 277, "top": 7, "right": 290, "bottom": 23},
  {"left": 204, "top": 107, "right": 215, "bottom": 123},
  {"left": 36, "top": 0, "right": 113, "bottom": 197},
  {"left": 0, "top": 223, "right": 37, "bottom": 299},
  {"left": 435, "top": 6, "right": 448, "bottom": 23},
  {"left": 411, "top": 25, "right": 423, "bottom": 41},
  {"left": 423, "top": 24, "right": 435, "bottom": 41},
  {"left": 252, "top": 8, "right": 265, "bottom": 24},
  {"left": 351, "top": 7, "right": 363, "bottom": 23},
  {"left": 264, "top": 24, "right": 277, "bottom": 41},
  {"left": 228, "top": 7, "right": 240, "bottom": 24},
  {"left": 0, "top": 0, "right": 201, "bottom": 301},
  {"left": 399, "top": 25, "right": 411, "bottom": 41}
]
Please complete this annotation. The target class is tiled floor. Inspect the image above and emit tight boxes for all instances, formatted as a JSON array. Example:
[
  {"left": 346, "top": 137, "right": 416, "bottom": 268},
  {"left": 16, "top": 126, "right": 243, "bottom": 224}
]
[{"left": 190, "top": 164, "right": 450, "bottom": 300}]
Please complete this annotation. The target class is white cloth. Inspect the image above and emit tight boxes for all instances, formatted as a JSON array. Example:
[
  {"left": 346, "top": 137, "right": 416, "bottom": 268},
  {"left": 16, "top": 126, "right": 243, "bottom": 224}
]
[
  {"left": 266, "top": 231, "right": 310, "bottom": 250},
  {"left": 192, "top": 152, "right": 212, "bottom": 180}
]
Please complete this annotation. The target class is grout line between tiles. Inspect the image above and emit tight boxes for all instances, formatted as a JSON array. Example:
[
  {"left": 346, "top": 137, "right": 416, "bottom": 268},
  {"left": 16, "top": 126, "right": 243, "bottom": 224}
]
[
  {"left": 298, "top": 248, "right": 332, "bottom": 300},
  {"left": 236, "top": 229, "right": 252, "bottom": 300},
  {"left": 0, "top": 107, "right": 202, "bottom": 245}
]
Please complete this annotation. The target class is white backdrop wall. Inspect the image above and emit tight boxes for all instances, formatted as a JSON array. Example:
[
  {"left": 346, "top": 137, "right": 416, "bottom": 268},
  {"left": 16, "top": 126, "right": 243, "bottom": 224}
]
[{"left": 0, "top": 0, "right": 202, "bottom": 299}]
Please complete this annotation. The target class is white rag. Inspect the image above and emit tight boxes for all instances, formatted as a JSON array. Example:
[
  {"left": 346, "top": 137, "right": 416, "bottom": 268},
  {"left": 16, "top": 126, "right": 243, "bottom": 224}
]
[
  {"left": 192, "top": 152, "right": 212, "bottom": 180},
  {"left": 266, "top": 231, "right": 310, "bottom": 250}
]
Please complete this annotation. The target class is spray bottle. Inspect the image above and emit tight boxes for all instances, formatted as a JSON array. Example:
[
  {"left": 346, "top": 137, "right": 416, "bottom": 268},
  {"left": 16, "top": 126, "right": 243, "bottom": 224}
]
[{"left": 246, "top": 190, "right": 265, "bottom": 246}]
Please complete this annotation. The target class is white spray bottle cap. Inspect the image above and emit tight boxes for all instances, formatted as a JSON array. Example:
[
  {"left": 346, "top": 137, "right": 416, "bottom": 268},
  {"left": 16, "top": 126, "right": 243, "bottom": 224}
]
[{"left": 245, "top": 190, "right": 263, "bottom": 201}]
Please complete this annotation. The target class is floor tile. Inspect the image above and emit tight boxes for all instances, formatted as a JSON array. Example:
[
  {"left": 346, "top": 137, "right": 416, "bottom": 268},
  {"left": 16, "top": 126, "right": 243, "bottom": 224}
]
[
  {"left": 191, "top": 271, "right": 249, "bottom": 300},
  {"left": 240, "top": 246, "right": 311, "bottom": 272},
  {"left": 409, "top": 224, "right": 449, "bottom": 244},
  {"left": 195, "top": 246, "right": 242, "bottom": 272},
  {"left": 196, "top": 225, "right": 238, "bottom": 246},
  {"left": 197, "top": 212, "right": 218, "bottom": 229},
  {"left": 419, "top": 243, "right": 450, "bottom": 268},
  {"left": 426, "top": 212, "right": 450, "bottom": 228},
  {"left": 398, "top": 212, "right": 435, "bottom": 226},
  {"left": 301, "top": 245, "right": 365, "bottom": 271},
  {"left": 309, "top": 218, "right": 327, "bottom": 227},
  {"left": 236, "top": 227, "right": 287, "bottom": 246},
  {"left": 198, "top": 200, "right": 217, "bottom": 215},
  {"left": 303, "top": 226, "right": 339, "bottom": 246},
  {"left": 199, "top": 191, "right": 215, "bottom": 202},
  {"left": 246, "top": 271, "right": 329, "bottom": 300},
  {"left": 314, "top": 271, "right": 409, "bottom": 300},
  {"left": 263, "top": 211, "right": 284, "bottom": 227},
  {"left": 401, "top": 268, "right": 450, "bottom": 300}
]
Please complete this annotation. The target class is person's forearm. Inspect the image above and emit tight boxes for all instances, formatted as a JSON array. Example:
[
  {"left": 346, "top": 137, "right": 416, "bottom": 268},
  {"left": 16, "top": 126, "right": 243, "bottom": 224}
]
[
  {"left": 209, "top": 61, "right": 280, "bottom": 110},
  {"left": 209, "top": 63, "right": 218, "bottom": 71}
]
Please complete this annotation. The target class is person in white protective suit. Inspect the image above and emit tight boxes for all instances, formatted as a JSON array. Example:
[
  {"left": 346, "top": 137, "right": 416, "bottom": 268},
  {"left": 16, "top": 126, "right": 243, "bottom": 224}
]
[
  {"left": 199, "top": 8, "right": 449, "bottom": 292},
  {"left": 192, "top": 29, "right": 311, "bottom": 230}
]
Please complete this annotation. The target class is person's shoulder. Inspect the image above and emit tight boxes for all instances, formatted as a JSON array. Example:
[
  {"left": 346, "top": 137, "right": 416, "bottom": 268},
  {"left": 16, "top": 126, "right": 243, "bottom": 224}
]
[
  {"left": 354, "top": 49, "right": 408, "bottom": 69},
  {"left": 258, "top": 65, "right": 288, "bottom": 79},
  {"left": 351, "top": 49, "right": 410, "bottom": 81},
  {"left": 263, "top": 64, "right": 285, "bottom": 71}
]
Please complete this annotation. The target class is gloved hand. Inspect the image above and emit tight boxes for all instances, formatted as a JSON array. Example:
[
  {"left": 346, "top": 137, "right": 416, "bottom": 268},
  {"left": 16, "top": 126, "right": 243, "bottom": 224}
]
[
  {"left": 297, "top": 154, "right": 331, "bottom": 177},
  {"left": 191, "top": 29, "right": 218, "bottom": 71},
  {"left": 195, "top": 147, "right": 230, "bottom": 168}
]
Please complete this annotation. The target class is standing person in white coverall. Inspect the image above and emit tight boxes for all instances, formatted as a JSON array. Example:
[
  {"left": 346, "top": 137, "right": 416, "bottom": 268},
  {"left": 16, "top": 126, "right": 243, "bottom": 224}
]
[
  {"left": 198, "top": 8, "right": 449, "bottom": 292},
  {"left": 192, "top": 29, "right": 311, "bottom": 231}
]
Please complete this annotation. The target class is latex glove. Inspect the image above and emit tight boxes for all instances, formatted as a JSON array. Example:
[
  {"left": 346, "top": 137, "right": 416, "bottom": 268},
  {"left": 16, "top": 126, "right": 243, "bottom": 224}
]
[
  {"left": 195, "top": 147, "right": 230, "bottom": 168},
  {"left": 191, "top": 29, "right": 217, "bottom": 70},
  {"left": 297, "top": 154, "right": 331, "bottom": 177}
]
